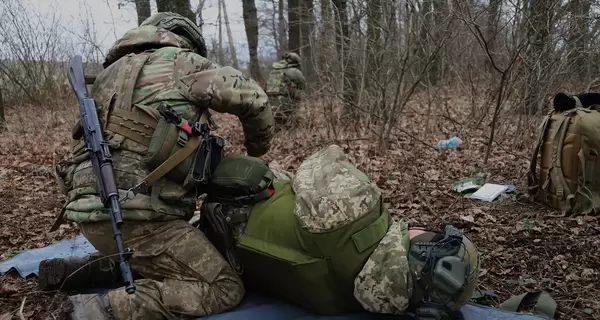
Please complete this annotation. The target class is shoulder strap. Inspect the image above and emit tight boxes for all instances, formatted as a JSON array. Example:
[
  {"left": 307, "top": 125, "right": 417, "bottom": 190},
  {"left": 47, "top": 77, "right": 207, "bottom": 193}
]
[
  {"left": 499, "top": 291, "right": 556, "bottom": 319},
  {"left": 113, "top": 53, "right": 151, "bottom": 113},
  {"left": 527, "top": 112, "right": 553, "bottom": 195}
]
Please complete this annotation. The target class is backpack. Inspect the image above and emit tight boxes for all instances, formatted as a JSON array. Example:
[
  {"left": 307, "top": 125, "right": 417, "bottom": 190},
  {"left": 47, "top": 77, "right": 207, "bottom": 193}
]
[
  {"left": 201, "top": 146, "right": 391, "bottom": 315},
  {"left": 527, "top": 106, "right": 600, "bottom": 215},
  {"left": 265, "top": 68, "right": 287, "bottom": 95}
]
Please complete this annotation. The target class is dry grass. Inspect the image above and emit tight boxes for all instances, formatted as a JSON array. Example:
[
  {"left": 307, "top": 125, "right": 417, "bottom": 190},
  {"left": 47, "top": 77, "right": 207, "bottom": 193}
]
[{"left": 0, "top": 91, "right": 599, "bottom": 319}]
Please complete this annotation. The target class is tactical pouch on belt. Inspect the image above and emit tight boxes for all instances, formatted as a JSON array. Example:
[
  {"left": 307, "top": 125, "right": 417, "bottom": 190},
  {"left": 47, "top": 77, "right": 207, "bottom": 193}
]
[
  {"left": 208, "top": 155, "right": 274, "bottom": 204},
  {"left": 144, "top": 118, "right": 224, "bottom": 189}
]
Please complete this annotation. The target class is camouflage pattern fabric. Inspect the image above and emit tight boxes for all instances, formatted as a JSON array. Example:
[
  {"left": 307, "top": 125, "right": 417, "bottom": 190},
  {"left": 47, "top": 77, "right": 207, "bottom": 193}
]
[
  {"left": 292, "top": 144, "right": 382, "bottom": 233},
  {"left": 265, "top": 60, "right": 306, "bottom": 99},
  {"left": 80, "top": 219, "right": 244, "bottom": 319},
  {"left": 59, "top": 24, "right": 273, "bottom": 224},
  {"left": 353, "top": 220, "right": 412, "bottom": 314}
]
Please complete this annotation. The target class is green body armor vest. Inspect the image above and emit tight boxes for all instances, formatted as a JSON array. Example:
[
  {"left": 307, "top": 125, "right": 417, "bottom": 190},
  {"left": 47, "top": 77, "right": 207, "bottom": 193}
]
[{"left": 234, "top": 179, "right": 391, "bottom": 315}]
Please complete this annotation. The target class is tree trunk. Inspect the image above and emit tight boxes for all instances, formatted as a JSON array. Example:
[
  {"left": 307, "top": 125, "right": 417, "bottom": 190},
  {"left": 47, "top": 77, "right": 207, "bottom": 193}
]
[
  {"left": 288, "top": 0, "right": 301, "bottom": 53},
  {"left": 242, "top": 0, "right": 263, "bottom": 82},
  {"left": 218, "top": 0, "right": 224, "bottom": 64},
  {"left": 156, "top": 0, "right": 196, "bottom": 24},
  {"left": 278, "top": 0, "right": 287, "bottom": 55},
  {"left": 0, "top": 89, "right": 4, "bottom": 131},
  {"left": 196, "top": 0, "right": 207, "bottom": 23},
  {"left": 366, "top": 0, "right": 382, "bottom": 67},
  {"left": 221, "top": 0, "right": 240, "bottom": 69},
  {"left": 299, "top": 0, "right": 315, "bottom": 82},
  {"left": 523, "top": 0, "right": 554, "bottom": 114},
  {"left": 134, "top": 0, "right": 151, "bottom": 26},
  {"left": 331, "top": 0, "right": 348, "bottom": 60},
  {"left": 567, "top": 0, "right": 591, "bottom": 81},
  {"left": 487, "top": 0, "right": 501, "bottom": 75}
]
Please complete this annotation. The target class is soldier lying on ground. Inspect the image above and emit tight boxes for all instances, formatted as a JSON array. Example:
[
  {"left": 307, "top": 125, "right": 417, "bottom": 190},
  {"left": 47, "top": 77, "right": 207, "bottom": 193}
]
[
  {"left": 41, "top": 12, "right": 274, "bottom": 320},
  {"left": 199, "top": 144, "right": 480, "bottom": 320},
  {"left": 264, "top": 52, "right": 306, "bottom": 126}
]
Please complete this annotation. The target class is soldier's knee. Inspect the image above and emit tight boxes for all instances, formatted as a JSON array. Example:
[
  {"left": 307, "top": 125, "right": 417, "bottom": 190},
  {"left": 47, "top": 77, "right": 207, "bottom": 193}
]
[{"left": 213, "top": 269, "right": 245, "bottom": 312}]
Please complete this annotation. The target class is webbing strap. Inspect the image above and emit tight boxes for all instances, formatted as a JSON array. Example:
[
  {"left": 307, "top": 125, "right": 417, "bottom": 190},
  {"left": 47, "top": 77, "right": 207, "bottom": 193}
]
[
  {"left": 115, "top": 53, "right": 151, "bottom": 113},
  {"left": 549, "top": 115, "right": 571, "bottom": 200},
  {"left": 499, "top": 291, "right": 556, "bottom": 319},
  {"left": 527, "top": 113, "right": 552, "bottom": 195},
  {"left": 105, "top": 108, "right": 158, "bottom": 147},
  {"left": 573, "top": 96, "right": 583, "bottom": 108}
]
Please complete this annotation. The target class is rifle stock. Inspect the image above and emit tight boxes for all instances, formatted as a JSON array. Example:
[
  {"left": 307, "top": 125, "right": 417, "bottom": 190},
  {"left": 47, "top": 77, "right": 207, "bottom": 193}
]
[{"left": 67, "top": 55, "right": 136, "bottom": 294}]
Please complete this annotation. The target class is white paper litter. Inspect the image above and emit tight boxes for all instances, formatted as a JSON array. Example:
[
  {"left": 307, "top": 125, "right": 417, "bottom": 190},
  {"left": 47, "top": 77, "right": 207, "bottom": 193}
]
[{"left": 470, "top": 183, "right": 508, "bottom": 202}]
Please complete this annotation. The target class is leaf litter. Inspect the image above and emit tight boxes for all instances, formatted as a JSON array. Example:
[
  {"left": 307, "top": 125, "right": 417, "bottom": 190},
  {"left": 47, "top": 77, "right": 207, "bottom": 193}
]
[{"left": 0, "top": 97, "right": 599, "bottom": 319}]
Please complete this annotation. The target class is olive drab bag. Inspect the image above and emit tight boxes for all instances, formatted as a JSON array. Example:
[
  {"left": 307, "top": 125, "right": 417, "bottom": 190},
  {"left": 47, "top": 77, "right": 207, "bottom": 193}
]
[
  {"left": 201, "top": 145, "right": 391, "bottom": 315},
  {"left": 528, "top": 104, "right": 600, "bottom": 216}
]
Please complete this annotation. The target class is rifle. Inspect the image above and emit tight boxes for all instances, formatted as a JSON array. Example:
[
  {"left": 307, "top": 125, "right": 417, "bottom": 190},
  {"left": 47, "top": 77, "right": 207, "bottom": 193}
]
[{"left": 67, "top": 55, "right": 136, "bottom": 294}]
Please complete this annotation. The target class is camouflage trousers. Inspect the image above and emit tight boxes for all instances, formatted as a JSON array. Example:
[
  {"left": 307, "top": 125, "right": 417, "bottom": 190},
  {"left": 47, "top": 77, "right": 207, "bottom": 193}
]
[
  {"left": 80, "top": 219, "right": 244, "bottom": 320},
  {"left": 268, "top": 95, "right": 299, "bottom": 127}
]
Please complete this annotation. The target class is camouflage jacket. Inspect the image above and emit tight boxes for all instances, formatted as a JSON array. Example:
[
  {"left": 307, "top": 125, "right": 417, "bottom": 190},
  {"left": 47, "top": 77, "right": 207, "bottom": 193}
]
[
  {"left": 265, "top": 60, "right": 306, "bottom": 98},
  {"left": 58, "top": 25, "right": 274, "bottom": 224}
]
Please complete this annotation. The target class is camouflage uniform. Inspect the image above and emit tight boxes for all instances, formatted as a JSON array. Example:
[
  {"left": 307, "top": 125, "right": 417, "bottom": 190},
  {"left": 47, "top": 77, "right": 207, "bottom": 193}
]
[
  {"left": 204, "top": 145, "right": 479, "bottom": 317},
  {"left": 51, "top": 13, "right": 273, "bottom": 320},
  {"left": 265, "top": 52, "right": 306, "bottom": 126}
]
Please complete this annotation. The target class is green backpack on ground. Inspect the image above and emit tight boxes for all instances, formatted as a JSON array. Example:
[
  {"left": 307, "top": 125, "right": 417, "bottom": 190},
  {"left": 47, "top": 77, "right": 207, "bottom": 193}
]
[
  {"left": 528, "top": 105, "right": 600, "bottom": 216},
  {"left": 202, "top": 146, "right": 391, "bottom": 315}
]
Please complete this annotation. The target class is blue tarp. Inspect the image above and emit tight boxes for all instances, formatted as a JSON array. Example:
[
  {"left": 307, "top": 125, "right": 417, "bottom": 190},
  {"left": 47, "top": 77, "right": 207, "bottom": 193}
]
[{"left": 0, "top": 236, "right": 549, "bottom": 320}]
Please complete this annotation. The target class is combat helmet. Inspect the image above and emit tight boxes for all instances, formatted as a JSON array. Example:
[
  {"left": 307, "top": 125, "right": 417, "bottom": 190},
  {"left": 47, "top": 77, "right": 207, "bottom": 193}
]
[
  {"left": 140, "top": 12, "right": 207, "bottom": 57},
  {"left": 353, "top": 222, "right": 479, "bottom": 318},
  {"left": 282, "top": 51, "right": 301, "bottom": 66},
  {"left": 407, "top": 225, "right": 480, "bottom": 318}
]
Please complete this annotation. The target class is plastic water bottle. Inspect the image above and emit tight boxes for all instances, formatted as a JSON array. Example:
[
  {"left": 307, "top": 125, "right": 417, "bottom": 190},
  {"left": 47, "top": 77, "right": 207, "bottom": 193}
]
[{"left": 437, "top": 137, "right": 462, "bottom": 150}]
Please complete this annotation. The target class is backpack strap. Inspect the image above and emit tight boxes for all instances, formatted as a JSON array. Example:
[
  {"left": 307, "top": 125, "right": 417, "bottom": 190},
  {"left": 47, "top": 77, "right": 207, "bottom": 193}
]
[
  {"left": 499, "top": 291, "right": 556, "bottom": 319},
  {"left": 527, "top": 112, "right": 553, "bottom": 198},
  {"left": 549, "top": 115, "right": 572, "bottom": 206}
]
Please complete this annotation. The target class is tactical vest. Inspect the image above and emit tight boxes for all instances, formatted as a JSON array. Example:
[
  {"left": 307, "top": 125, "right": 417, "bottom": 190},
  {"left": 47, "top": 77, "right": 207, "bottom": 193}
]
[
  {"left": 60, "top": 51, "right": 223, "bottom": 224},
  {"left": 201, "top": 146, "right": 391, "bottom": 315}
]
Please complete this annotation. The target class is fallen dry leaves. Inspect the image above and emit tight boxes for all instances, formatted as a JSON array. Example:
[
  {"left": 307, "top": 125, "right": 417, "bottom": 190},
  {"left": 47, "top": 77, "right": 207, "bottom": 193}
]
[{"left": 0, "top": 93, "right": 599, "bottom": 319}]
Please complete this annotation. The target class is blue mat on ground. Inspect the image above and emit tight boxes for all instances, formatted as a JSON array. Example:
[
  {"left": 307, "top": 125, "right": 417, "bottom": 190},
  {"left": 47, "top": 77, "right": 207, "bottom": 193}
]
[{"left": 0, "top": 236, "right": 549, "bottom": 320}]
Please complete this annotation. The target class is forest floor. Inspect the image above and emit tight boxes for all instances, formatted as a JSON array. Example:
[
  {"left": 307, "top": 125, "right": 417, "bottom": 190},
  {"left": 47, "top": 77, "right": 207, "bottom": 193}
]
[{"left": 0, "top": 94, "right": 599, "bottom": 319}]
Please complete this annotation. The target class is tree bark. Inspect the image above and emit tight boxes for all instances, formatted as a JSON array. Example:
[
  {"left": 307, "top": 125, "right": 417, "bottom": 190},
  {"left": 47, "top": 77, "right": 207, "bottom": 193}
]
[
  {"left": 217, "top": 0, "right": 224, "bottom": 65},
  {"left": 221, "top": 0, "right": 240, "bottom": 69},
  {"left": 156, "top": 0, "right": 196, "bottom": 24},
  {"left": 0, "top": 89, "right": 4, "bottom": 131},
  {"left": 242, "top": 0, "right": 263, "bottom": 82},
  {"left": 567, "top": 0, "right": 591, "bottom": 81},
  {"left": 134, "top": 0, "right": 151, "bottom": 26},
  {"left": 366, "top": 0, "right": 382, "bottom": 67},
  {"left": 487, "top": 0, "right": 501, "bottom": 75},
  {"left": 299, "top": 0, "right": 315, "bottom": 81},
  {"left": 278, "top": 0, "right": 287, "bottom": 55},
  {"left": 288, "top": 0, "right": 301, "bottom": 53}
]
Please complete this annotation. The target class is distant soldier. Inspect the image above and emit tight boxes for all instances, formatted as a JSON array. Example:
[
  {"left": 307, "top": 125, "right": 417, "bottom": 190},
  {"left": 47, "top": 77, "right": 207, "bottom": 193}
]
[{"left": 265, "top": 51, "right": 307, "bottom": 126}]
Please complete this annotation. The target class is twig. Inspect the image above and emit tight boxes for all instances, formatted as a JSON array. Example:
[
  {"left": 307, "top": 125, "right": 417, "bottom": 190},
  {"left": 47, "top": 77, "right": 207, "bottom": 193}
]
[{"left": 19, "top": 296, "right": 26, "bottom": 320}]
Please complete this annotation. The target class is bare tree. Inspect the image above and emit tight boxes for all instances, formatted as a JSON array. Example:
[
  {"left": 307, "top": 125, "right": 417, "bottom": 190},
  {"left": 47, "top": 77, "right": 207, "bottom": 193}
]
[
  {"left": 278, "top": 0, "right": 287, "bottom": 55},
  {"left": 217, "top": 0, "right": 224, "bottom": 64},
  {"left": 156, "top": 0, "right": 196, "bottom": 23},
  {"left": 288, "top": 0, "right": 301, "bottom": 53},
  {"left": 242, "top": 0, "right": 263, "bottom": 82},
  {"left": 221, "top": 0, "right": 240, "bottom": 69},
  {"left": 134, "top": 0, "right": 151, "bottom": 25}
]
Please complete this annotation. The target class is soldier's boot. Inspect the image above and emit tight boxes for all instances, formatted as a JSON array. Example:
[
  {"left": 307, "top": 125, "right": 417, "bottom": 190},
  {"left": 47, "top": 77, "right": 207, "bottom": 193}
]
[
  {"left": 39, "top": 253, "right": 120, "bottom": 291},
  {"left": 68, "top": 293, "right": 113, "bottom": 320}
]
